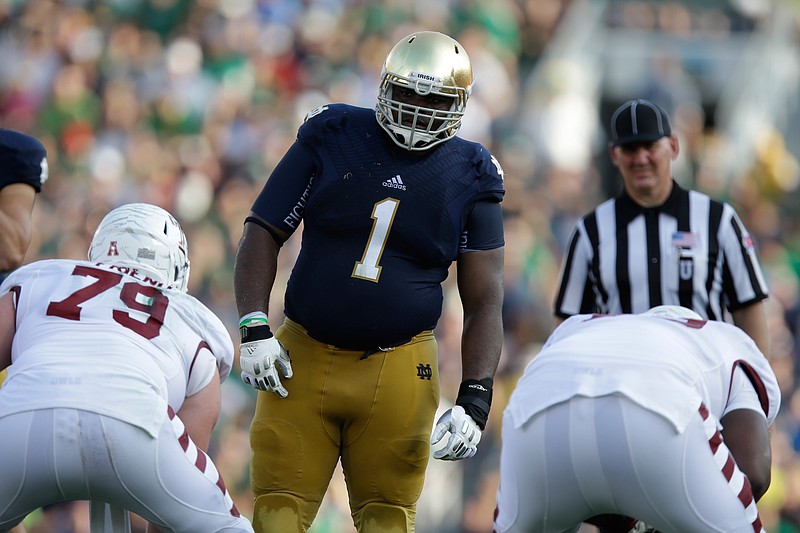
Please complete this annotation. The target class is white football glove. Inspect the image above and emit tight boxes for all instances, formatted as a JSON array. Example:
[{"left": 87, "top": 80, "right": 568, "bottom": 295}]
[
  {"left": 239, "top": 336, "right": 293, "bottom": 397},
  {"left": 430, "top": 405, "right": 482, "bottom": 460}
]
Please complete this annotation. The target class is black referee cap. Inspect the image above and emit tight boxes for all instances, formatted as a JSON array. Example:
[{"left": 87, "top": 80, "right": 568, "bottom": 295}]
[{"left": 610, "top": 99, "right": 672, "bottom": 147}]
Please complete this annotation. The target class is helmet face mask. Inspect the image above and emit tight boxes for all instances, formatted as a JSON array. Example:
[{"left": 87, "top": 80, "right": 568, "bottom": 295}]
[
  {"left": 88, "top": 203, "right": 190, "bottom": 292},
  {"left": 376, "top": 31, "right": 473, "bottom": 151}
]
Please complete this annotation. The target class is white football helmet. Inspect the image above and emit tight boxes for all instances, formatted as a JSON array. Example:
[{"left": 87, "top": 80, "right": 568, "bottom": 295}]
[
  {"left": 643, "top": 305, "right": 703, "bottom": 321},
  {"left": 376, "top": 31, "right": 473, "bottom": 151},
  {"left": 88, "top": 203, "right": 190, "bottom": 292}
]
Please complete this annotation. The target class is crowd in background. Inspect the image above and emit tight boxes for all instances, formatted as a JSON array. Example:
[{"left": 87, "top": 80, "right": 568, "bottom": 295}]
[{"left": 3, "top": 0, "right": 800, "bottom": 531}]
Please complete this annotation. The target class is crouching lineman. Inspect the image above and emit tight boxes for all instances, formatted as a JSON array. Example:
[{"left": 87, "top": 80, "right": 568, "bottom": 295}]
[
  {"left": 494, "top": 306, "right": 779, "bottom": 533},
  {"left": 0, "top": 203, "right": 253, "bottom": 533}
]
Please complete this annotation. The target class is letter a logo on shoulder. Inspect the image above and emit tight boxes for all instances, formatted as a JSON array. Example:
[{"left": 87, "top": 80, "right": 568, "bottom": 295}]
[{"left": 107, "top": 241, "right": 119, "bottom": 256}]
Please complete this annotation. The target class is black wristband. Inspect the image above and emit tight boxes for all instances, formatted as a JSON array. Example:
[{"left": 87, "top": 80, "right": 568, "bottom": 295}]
[
  {"left": 240, "top": 323, "right": 273, "bottom": 343},
  {"left": 455, "top": 377, "right": 493, "bottom": 430}
]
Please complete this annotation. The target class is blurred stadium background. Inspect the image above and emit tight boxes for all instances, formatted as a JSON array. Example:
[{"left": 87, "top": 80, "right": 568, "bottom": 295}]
[{"left": 3, "top": 0, "right": 800, "bottom": 531}]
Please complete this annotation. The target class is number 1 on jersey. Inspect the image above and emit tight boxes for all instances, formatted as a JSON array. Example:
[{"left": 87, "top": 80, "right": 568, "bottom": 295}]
[{"left": 352, "top": 198, "right": 399, "bottom": 282}]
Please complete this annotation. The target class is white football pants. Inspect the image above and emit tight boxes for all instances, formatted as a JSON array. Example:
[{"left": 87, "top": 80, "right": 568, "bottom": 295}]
[
  {"left": 0, "top": 408, "right": 253, "bottom": 533},
  {"left": 494, "top": 395, "right": 764, "bottom": 533}
]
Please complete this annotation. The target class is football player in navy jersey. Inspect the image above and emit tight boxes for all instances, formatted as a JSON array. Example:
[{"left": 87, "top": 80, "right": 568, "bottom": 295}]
[
  {"left": 233, "top": 31, "right": 505, "bottom": 533},
  {"left": 0, "top": 129, "right": 48, "bottom": 284}
]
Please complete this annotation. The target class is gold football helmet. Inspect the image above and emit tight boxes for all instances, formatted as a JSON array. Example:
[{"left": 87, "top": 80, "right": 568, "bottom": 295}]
[{"left": 376, "top": 31, "right": 473, "bottom": 151}]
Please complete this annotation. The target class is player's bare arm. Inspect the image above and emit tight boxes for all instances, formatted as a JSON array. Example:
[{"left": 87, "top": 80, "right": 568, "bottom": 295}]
[
  {"left": 732, "top": 300, "right": 771, "bottom": 359},
  {"left": 234, "top": 216, "right": 294, "bottom": 396},
  {"left": 176, "top": 364, "right": 222, "bottom": 451},
  {"left": 720, "top": 408, "right": 772, "bottom": 500},
  {"left": 233, "top": 215, "right": 287, "bottom": 317},
  {"left": 431, "top": 247, "right": 504, "bottom": 461},
  {"left": 457, "top": 246, "right": 504, "bottom": 381},
  {"left": 0, "top": 291, "right": 15, "bottom": 371},
  {"left": 0, "top": 183, "right": 36, "bottom": 272}
]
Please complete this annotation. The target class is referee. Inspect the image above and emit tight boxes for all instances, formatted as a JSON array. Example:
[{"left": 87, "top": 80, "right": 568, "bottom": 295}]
[{"left": 553, "top": 98, "right": 770, "bottom": 358}]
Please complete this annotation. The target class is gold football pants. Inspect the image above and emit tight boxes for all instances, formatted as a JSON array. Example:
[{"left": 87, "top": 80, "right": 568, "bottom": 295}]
[{"left": 250, "top": 318, "right": 439, "bottom": 533}]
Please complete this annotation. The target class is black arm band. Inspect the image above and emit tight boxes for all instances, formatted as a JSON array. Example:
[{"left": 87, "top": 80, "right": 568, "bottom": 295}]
[
  {"left": 455, "top": 377, "right": 493, "bottom": 430},
  {"left": 239, "top": 323, "right": 273, "bottom": 343},
  {"left": 244, "top": 216, "right": 284, "bottom": 248}
]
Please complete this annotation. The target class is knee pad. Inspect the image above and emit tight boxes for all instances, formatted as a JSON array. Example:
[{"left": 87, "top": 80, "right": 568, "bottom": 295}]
[
  {"left": 253, "top": 493, "right": 306, "bottom": 533},
  {"left": 355, "top": 502, "right": 413, "bottom": 533}
]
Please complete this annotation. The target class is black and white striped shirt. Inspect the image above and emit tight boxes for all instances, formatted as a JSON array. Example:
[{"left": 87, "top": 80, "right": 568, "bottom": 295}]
[{"left": 554, "top": 181, "right": 768, "bottom": 319}]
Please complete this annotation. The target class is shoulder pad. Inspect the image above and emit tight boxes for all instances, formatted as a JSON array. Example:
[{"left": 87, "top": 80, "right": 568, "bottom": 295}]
[
  {"left": 298, "top": 104, "right": 373, "bottom": 142},
  {"left": 466, "top": 142, "right": 504, "bottom": 200},
  {"left": 0, "top": 129, "right": 48, "bottom": 192}
]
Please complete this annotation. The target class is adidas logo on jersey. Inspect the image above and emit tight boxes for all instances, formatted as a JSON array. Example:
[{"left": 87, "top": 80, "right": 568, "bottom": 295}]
[{"left": 382, "top": 175, "right": 406, "bottom": 191}]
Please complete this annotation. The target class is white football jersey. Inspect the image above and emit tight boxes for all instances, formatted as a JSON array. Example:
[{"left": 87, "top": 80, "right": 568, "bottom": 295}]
[
  {"left": 507, "top": 313, "right": 780, "bottom": 433},
  {"left": 0, "top": 259, "right": 234, "bottom": 437}
]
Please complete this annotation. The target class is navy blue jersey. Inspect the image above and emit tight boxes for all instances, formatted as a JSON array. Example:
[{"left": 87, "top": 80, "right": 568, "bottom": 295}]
[
  {"left": 0, "top": 129, "right": 48, "bottom": 192},
  {"left": 251, "top": 104, "right": 504, "bottom": 349}
]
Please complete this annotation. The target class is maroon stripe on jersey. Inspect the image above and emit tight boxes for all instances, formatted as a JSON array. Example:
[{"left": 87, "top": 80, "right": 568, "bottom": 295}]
[
  {"left": 738, "top": 481, "right": 753, "bottom": 509},
  {"left": 722, "top": 454, "right": 735, "bottom": 481},
  {"left": 195, "top": 449, "right": 207, "bottom": 471},
  {"left": 709, "top": 430, "right": 722, "bottom": 455},
  {"left": 9, "top": 285, "right": 21, "bottom": 307},
  {"left": 217, "top": 475, "right": 227, "bottom": 493},
  {"left": 188, "top": 341, "right": 211, "bottom": 383},
  {"left": 699, "top": 404, "right": 764, "bottom": 533},
  {"left": 178, "top": 429, "right": 190, "bottom": 451},
  {"left": 218, "top": 474, "right": 242, "bottom": 517},
  {"left": 733, "top": 360, "right": 770, "bottom": 416},
  {"left": 166, "top": 406, "right": 240, "bottom": 518}
]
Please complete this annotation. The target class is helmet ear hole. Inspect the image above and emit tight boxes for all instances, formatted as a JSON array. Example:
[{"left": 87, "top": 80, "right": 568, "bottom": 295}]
[{"left": 88, "top": 203, "right": 190, "bottom": 292}]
